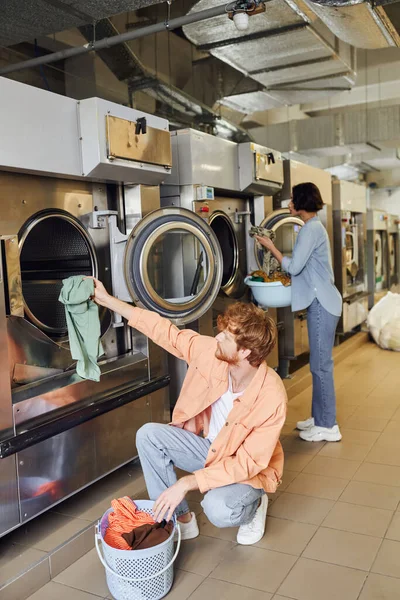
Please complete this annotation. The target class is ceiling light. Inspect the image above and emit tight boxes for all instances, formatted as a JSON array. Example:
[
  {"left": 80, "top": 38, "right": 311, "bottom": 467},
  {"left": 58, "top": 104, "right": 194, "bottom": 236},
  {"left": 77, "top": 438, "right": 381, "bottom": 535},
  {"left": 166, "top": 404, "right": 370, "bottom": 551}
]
[
  {"left": 233, "top": 11, "right": 250, "bottom": 30},
  {"left": 226, "top": 1, "right": 265, "bottom": 32}
]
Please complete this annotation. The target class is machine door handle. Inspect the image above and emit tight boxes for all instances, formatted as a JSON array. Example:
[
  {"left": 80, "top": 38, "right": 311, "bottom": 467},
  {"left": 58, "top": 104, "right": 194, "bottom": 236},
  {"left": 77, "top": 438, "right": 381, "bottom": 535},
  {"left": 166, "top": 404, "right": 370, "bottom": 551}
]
[{"left": 135, "top": 117, "right": 147, "bottom": 135}]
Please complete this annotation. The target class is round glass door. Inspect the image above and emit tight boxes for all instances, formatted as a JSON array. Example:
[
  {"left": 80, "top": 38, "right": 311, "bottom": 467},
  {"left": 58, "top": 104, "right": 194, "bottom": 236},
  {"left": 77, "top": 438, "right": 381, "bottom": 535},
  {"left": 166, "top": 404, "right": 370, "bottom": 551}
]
[
  {"left": 124, "top": 207, "right": 223, "bottom": 324},
  {"left": 255, "top": 210, "right": 303, "bottom": 272}
]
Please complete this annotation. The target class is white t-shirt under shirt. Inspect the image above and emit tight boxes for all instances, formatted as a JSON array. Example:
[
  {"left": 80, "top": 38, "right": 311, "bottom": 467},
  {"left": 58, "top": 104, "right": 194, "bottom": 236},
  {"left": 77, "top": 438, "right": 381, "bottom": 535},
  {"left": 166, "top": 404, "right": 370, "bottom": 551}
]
[{"left": 206, "top": 375, "right": 245, "bottom": 443}]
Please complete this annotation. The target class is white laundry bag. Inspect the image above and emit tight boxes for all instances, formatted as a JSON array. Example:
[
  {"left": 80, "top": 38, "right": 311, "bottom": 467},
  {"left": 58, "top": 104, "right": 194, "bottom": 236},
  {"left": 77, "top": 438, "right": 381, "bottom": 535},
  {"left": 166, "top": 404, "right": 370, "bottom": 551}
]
[{"left": 367, "top": 291, "right": 400, "bottom": 351}]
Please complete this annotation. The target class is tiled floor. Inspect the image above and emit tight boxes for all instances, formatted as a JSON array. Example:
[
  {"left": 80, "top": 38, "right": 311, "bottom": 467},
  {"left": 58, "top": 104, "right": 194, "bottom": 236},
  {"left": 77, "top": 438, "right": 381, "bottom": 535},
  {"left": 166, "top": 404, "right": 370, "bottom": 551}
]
[{"left": 24, "top": 340, "right": 400, "bottom": 599}]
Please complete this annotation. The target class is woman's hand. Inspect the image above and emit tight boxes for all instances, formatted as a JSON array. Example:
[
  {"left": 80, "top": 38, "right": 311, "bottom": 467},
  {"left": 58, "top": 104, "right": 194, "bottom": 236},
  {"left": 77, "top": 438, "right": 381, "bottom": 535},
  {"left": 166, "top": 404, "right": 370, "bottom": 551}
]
[
  {"left": 86, "top": 277, "right": 111, "bottom": 307},
  {"left": 255, "top": 235, "right": 284, "bottom": 265},
  {"left": 255, "top": 235, "right": 276, "bottom": 251}
]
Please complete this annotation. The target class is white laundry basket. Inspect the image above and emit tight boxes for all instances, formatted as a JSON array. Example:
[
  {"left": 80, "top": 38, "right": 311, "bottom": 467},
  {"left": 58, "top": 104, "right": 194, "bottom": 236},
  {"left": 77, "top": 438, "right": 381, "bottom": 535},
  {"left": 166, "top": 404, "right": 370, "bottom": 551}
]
[
  {"left": 95, "top": 499, "right": 181, "bottom": 600},
  {"left": 245, "top": 277, "right": 292, "bottom": 308}
]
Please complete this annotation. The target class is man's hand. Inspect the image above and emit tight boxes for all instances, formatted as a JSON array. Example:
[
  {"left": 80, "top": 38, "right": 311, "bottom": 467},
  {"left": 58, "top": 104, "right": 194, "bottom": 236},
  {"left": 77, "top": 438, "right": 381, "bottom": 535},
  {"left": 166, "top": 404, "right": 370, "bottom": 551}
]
[
  {"left": 86, "top": 277, "right": 111, "bottom": 307},
  {"left": 153, "top": 475, "right": 198, "bottom": 523}
]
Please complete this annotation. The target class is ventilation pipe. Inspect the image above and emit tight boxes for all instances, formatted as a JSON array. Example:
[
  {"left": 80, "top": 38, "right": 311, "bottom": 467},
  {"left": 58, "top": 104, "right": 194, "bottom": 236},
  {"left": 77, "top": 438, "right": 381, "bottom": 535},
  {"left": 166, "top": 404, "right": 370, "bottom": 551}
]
[
  {"left": 0, "top": 3, "right": 233, "bottom": 75},
  {"left": 304, "top": 0, "right": 400, "bottom": 48}
]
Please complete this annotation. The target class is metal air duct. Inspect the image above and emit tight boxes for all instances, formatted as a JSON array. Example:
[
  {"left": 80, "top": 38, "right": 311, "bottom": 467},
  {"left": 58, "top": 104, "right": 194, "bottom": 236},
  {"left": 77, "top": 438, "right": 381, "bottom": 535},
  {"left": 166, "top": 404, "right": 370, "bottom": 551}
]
[
  {"left": 304, "top": 0, "right": 400, "bottom": 48},
  {"left": 252, "top": 105, "right": 400, "bottom": 156}
]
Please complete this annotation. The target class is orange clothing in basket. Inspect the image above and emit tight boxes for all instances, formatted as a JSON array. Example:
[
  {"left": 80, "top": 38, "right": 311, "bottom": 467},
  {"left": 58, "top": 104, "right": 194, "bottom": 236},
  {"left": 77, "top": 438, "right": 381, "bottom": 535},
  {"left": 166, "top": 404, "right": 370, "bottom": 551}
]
[{"left": 104, "top": 497, "right": 155, "bottom": 550}]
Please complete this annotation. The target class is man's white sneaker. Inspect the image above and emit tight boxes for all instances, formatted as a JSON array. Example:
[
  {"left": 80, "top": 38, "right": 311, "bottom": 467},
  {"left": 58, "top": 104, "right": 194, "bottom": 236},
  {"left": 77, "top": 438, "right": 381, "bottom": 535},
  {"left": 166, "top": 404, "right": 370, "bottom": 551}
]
[
  {"left": 174, "top": 512, "right": 199, "bottom": 542},
  {"left": 236, "top": 495, "right": 268, "bottom": 546},
  {"left": 296, "top": 417, "right": 315, "bottom": 431},
  {"left": 299, "top": 425, "right": 342, "bottom": 443}
]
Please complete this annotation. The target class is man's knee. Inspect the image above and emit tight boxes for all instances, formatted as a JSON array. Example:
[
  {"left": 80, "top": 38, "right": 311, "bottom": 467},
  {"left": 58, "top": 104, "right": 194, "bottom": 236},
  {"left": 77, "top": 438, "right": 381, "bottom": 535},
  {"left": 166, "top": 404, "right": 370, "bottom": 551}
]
[
  {"left": 201, "top": 492, "right": 233, "bottom": 528},
  {"left": 136, "top": 422, "right": 163, "bottom": 449}
]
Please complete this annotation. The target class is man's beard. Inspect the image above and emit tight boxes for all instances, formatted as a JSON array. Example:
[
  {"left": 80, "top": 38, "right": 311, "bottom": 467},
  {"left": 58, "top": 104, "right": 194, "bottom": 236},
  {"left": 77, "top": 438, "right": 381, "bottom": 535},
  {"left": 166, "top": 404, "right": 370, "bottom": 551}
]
[{"left": 215, "top": 346, "right": 240, "bottom": 366}]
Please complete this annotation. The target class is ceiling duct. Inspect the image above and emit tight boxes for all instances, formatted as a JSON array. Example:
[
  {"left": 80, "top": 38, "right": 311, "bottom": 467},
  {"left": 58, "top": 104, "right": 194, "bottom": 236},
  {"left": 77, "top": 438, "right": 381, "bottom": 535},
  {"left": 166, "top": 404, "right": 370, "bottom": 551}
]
[
  {"left": 320, "top": 147, "right": 400, "bottom": 186},
  {"left": 183, "top": 0, "right": 358, "bottom": 112},
  {"left": 183, "top": 0, "right": 400, "bottom": 111},
  {"left": 303, "top": 0, "right": 400, "bottom": 48},
  {"left": 252, "top": 105, "right": 400, "bottom": 155}
]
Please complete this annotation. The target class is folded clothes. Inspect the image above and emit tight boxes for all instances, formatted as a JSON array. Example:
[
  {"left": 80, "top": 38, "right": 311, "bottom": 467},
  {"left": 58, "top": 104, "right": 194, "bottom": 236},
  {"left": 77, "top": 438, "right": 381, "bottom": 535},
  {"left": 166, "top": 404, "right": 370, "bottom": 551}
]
[
  {"left": 104, "top": 497, "right": 155, "bottom": 550},
  {"left": 122, "top": 521, "right": 174, "bottom": 550}
]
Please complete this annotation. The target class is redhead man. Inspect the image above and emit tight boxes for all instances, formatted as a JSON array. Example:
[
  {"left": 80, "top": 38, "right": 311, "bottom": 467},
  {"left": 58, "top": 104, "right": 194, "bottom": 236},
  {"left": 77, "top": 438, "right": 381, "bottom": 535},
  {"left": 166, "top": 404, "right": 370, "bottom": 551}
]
[{"left": 92, "top": 278, "right": 287, "bottom": 545}]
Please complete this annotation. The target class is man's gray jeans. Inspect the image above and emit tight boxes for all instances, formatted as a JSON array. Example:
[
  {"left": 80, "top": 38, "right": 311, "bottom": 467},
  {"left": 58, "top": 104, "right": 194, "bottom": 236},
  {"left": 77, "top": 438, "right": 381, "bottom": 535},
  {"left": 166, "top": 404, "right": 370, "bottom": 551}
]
[{"left": 136, "top": 423, "right": 264, "bottom": 528}]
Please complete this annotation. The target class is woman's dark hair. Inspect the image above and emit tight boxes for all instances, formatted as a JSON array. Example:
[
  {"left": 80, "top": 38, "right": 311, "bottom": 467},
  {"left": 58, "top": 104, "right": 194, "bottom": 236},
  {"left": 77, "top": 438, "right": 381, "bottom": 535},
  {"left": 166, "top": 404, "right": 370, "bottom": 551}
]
[{"left": 292, "top": 182, "right": 324, "bottom": 212}]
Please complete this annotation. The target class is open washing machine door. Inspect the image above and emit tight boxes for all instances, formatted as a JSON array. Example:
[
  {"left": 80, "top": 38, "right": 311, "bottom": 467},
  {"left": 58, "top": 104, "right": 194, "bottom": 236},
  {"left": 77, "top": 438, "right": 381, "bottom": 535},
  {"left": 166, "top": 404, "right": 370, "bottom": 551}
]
[
  {"left": 121, "top": 207, "right": 223, "bottom": 325},
  {"left": 208, "top": 209, "right": 246, "bottom": 299},
  {"left": 18, "top": 209, "right": 99, "bottom": 338},
  {"left": 255, "top": 210, "right": 303, "bottom": 271}
]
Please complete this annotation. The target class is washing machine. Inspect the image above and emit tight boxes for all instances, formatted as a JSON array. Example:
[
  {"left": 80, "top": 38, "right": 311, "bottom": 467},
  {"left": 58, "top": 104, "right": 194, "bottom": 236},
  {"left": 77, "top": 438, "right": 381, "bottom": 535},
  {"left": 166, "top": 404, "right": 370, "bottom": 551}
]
[
  {"left": 191, "top": 197, "right": 248, "bottom": 336},
  {"left": 367, "top": 209, "right": 389, "bottom": 308},
  {"left": 332, "top": 180, "right": 368, "bottom": 334},
  {"left": 161, "top": 131, "right": 284, "bottom": 326},
  {"left": 160, "top": 130, "right": 284, "bottom": 393}
]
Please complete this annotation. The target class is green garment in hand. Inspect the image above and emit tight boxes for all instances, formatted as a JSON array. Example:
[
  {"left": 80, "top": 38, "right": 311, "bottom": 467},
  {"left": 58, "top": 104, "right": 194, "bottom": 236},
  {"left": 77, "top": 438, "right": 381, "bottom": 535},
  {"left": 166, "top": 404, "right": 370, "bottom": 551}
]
[{"left": 59, "top": 276, "right": 104, "bottom": 382}]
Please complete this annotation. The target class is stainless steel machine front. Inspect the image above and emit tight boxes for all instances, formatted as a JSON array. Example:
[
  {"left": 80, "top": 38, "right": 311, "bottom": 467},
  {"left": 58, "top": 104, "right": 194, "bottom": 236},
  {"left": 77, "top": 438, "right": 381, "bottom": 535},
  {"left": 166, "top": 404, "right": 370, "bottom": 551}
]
[
  {"left": 387, "top": 214, "right": 400, "bottom": 289},
  {"left": 332, "top": 180, "right": 368, "bottom": 334},
  {"left": 367, "top": 209, "right": 389, "bottom": 308},
  {"left": 0, "top": 174, "right": 175, "bottom": 538}
]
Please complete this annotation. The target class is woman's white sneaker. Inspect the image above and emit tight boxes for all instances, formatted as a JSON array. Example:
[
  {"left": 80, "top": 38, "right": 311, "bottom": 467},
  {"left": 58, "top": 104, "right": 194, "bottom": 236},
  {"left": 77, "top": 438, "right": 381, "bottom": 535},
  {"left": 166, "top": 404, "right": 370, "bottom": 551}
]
[
  {"left": 296, "top": 417, "right": 315, "bottom": 431},
  {"left": 174, "top": 512, "right": 199, "bottom": 542},
  {"left": 299, "top": 425, "right": 342, "bottom": 442},
  {"left": 237, "top": 495, "right": 268, "bottom": 545}
]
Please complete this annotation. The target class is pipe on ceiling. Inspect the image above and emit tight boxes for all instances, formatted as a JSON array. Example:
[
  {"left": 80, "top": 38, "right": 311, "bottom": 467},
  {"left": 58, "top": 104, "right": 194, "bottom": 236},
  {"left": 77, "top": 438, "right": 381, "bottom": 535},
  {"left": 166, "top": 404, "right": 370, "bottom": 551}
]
[{"left": 0, "top": 3, "right": 235, "bottom": 75}]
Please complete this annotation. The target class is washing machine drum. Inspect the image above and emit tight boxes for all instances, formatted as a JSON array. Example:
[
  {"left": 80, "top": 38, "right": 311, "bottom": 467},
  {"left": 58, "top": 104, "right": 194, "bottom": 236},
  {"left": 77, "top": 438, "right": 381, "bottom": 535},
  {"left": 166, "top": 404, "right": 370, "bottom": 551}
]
[
  {"left": 208, "top": 211, "right": 245, "bottom": 299},
  {"left": 19, "top": 210, "right": 98, "bottom": 337},
  {"left": 209, "top": 213, "right": 237, "bottom": 287}
]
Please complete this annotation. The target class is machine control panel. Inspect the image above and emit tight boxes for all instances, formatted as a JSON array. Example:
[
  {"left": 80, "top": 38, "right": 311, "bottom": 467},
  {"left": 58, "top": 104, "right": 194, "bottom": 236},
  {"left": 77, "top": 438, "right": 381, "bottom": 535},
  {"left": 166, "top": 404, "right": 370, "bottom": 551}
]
[{"left": 196, "top": 186, "right": 214, "bottom": 201}]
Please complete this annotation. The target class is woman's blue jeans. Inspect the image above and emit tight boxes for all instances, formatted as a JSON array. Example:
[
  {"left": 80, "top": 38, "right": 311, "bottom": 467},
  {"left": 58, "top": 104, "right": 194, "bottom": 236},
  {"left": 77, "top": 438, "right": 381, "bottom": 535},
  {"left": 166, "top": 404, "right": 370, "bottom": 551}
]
[{"left": 307, "top": 298, "right": 340, "bottom": 428}]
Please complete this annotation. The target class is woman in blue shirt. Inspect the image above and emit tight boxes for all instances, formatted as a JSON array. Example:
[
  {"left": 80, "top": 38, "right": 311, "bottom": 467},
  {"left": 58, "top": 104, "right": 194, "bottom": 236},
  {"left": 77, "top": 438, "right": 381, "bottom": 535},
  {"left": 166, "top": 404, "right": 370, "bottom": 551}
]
[{"left": 256, "top": 182, "right": 343, "bottom": 443}]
